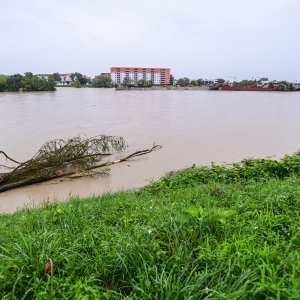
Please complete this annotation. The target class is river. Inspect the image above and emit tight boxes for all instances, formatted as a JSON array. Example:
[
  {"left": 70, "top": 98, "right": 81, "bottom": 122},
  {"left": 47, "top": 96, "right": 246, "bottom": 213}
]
[{"left": 1, "top": 88, "right": 300, "bottom": 213}]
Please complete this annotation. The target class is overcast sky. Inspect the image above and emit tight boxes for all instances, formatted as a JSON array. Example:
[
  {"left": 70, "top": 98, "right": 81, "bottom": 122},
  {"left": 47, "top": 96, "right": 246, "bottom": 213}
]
[{"left": 1, "top": 0, "right": 299, "bottom": 81}]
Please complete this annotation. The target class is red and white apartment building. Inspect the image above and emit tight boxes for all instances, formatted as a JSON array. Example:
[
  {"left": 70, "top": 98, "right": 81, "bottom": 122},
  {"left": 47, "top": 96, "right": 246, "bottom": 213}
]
[{"left": 110, "top": 67, "right": 171, "bottom": 85}]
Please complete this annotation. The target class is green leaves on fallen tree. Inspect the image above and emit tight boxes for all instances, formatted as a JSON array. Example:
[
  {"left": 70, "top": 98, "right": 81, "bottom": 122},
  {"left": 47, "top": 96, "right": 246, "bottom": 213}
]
[
  {"left": 0, "top": 135, "right": 161, "bottom": 192},
  {"left": 0, "top": 135, "right": 126, "bottom": 191}
]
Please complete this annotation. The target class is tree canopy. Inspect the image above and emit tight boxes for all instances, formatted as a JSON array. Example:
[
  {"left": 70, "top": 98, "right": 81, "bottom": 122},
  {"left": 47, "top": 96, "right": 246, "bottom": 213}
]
[
  {"left": 0, "top": 73, "right": 56, "bottom": 92},
  {"left": 176, "top": 77, "right": 190, "bottom": 87},
  {"left": 0, "top": 76, "right": 8, "bottom": 92},
  {"left": 176, "top": 77, "right": 205, "bottom": 87},
  {"left": 234, "top": 80, "right": 256, "bottom": 87},
  {"left": 92, "top": 75, "right": 112, "bottom": 88},
  {"left": 276, "top": 81, "right": 295, "bottom": 91},
  {"left": 70, "top": 72, "right": 90, "bottom": 85},
  {"left": 169, "top": 74, "right": 174, "bottom": 86},
  {"left": 196, "top": 79, "right": 203, "bottom": 86},
  {"left": 52, "top": 73, "right": 61, "bottom": 82},
  {"left": 122, "top": 77, "right": 133, "bottom": 87}
]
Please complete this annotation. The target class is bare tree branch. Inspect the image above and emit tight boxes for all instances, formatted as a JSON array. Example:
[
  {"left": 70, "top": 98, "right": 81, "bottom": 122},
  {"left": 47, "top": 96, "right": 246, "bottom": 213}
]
[{"left": 0, "top": 151, "right": 22, "bottom": 165}]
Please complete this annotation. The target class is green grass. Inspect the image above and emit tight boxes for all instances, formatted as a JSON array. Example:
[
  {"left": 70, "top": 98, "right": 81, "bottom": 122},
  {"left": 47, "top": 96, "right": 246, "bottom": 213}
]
[{"left": 0, "top": 156, "right": 300, "bottom": 299}]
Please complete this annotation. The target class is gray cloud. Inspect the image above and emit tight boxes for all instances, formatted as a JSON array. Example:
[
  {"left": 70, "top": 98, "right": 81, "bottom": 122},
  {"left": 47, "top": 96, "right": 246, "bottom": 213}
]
[{"left": 1, "top": 0, "right": 299, "bottom": 81}]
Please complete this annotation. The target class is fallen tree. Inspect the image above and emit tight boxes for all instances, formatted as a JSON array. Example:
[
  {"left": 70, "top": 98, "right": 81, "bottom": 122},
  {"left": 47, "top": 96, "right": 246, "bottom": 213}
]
[{"left": 0, "top": 135, "right": 161, "bottom": 193}]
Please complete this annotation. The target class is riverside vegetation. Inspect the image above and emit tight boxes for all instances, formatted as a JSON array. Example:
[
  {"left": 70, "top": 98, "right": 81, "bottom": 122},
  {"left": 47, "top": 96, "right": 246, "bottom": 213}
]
[
  {"left": 0, "top": 73, "right": 55, "bottom": 92},
  {"left": 0, "top": 155, "right": 300, "bottom": 299}
]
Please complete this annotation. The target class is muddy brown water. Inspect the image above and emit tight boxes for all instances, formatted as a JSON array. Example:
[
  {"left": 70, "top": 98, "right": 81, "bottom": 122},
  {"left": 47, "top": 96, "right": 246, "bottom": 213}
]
[{"left": 1, "top": 88, "right": 300, "bottom": 213}]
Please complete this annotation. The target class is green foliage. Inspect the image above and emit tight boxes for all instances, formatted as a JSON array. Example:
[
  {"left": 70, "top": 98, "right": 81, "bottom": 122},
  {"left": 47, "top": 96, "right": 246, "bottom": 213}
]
[
  {"left": 92, "top": 75, "right": 112, "bottom": 88},
  {"left": 2, "top": 135, "right": 126, "bottom": 185},
  {"left": 234, "top": 79, "right": 256, "bottom": 87},
  {"left": 24, "top": 72, "right": 33, "bottom": 78},
  {"left": 276, "top": 81, "right": 295, "bottom": 91},
  {"left": 22, "top": 73, "right": 56, "bottom": 92},
  {"left": 176, "top": 78, "right": 204, "bottom": 87},
  {"left": 232, "top": 78, "right": 296, "bottom": 91},
  {"left": 52, "top": 72, "right": 61, "bottom": 82},
  {"left": 137, "top": 79, "right": 146, "bottom": 87},
  {"left": 176, "top": 77, "right": 190, "bottom": 87},
  {"left": 0, "top": 73, "right": 55, "bottom": 92},
  {"left": 6, "top": 74, "right": 23, "bottom": 92},
  {"left": 74, "top": 80, "right": 81, "bottom": 88},
  {"left": 196, "top": 78, "right": 203, "bottom": 86},
  {"left": 217, "top": 78, "right": 225, "bottom": 84},
  {"left": 258, "top": 77, "right": 269, "bottom": 83},
  {"left": 136, "top": 79, "right": 153, "bottom": 87},
  {"left": 122, "top": 77, "right": 133, "bottom": 87},
  {"left": 146, "top": 79, "right": 153, "bottom": 87},
  {"left": 169, "top": 74, "right": 174, "bottom": 86},
  {"left": 0, "top": 76, "right": 8, "bottom": 92},
  {"left": 70, "top": 72, "right": 90, "bottom": 85},
  {"left": 1, "top": 156, "right": 300, "bottom": 298},
  {"left": 145, "top": 155, "right": 300, "bottom": 194}
]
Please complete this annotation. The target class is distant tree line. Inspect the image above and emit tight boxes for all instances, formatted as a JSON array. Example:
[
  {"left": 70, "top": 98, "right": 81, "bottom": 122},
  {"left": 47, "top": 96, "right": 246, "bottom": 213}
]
[
  {"left": 99, "top": 77, "right": 155, "bottom": 88},
  {"left": 45, "top": 72, "right": 92, "bottom": 88},
  {"left": 175, "top": 77, "right": 225, "bottom": 87},
  {"left": 176, "top": 78, "right": 203, "bottom": 87},
  {"left": 233, "top": 78, "right": 296, "bottom": 91},
  {"left": 0, "top": 73, "right": 56, "bottom": 92},
  {"left": 233, "top": 78, "right": 268, "bottom": 87},
  {"left": 2, "top": 72, "right": 295, "bottom": 91}
]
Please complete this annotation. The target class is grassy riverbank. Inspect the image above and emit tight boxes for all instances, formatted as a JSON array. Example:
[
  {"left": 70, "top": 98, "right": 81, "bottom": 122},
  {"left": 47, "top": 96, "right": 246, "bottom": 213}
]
[{"left": 1, "top": 156, "right": 300, "bottom": 299}]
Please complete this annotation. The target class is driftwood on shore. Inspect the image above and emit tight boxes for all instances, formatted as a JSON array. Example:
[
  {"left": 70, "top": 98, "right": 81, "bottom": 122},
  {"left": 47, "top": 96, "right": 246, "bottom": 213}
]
[{"left": 0, "top": 135, "right": 161, "bottom": 193}]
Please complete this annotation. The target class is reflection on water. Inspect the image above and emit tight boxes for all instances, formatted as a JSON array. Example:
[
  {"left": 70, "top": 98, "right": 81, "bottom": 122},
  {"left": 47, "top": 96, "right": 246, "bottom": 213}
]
[{"left": 1, "top": 88, "right": 300, "bottom": 213}]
